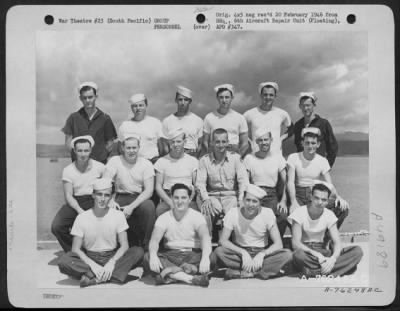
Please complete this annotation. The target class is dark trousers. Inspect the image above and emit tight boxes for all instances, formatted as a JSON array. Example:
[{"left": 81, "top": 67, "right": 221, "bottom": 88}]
[
  {"left": 214, "top": 246, "right": 292, "bottom": 280},
  {"left": 51, "top": 195, "right": 94, "bottom": 252},
  {"left": 296, "top": 186, "right": 349, "bottom": 229},
  {"left": 58, "top": 246, "right": 144, "bottom": 283},
  {"left": 142, "top": 249, "right": 217, "bottom": 279},
  {"left": 115, "top": 193, "right": 156, "bottom": 251},
  {"left": 259, "top": 186, "right": 288, "bottom": 237},
  {"left": 292, "top": 243, "right": 363, "bottom": 277}
]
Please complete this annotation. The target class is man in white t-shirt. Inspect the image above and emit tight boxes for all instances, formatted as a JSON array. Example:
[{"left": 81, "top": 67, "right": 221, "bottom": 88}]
[
  {"left": 288, "top": 183, "right": 363, "bottom": 277},
  {"left": 202, "top": 84, "right": 249, "bottom": 157},
  {"left": 118, "top": 93, "right": 166, "bottom": 163},
  {"left": 58, "top": 178, "right": 144, "bottom": 287},
  {"left": 243, "top": 129, "right": 288, "bottom": 237},
  {"left": 215, "top": 184, "right": 292, "bottom": 280},
  {"left": 143, "top": 183, "right": 215, "bottom": 287},
  {"left": 162, "top": 86, "right": 203, "bottom": 158},
  {"left": 154, "top": 128, "right": 199, "bottom": 217},
  {"left": 244, "top": 82, "right": 293, "bottom": 155},
  {"left": 51, "top": 136, "right": 106, "bottom": 252},
  {"left": 287, "top": 127, "right": 349, "bottom": 229},
  {"left": 103, "top": 135, "right": 156, "bottom": 251}
]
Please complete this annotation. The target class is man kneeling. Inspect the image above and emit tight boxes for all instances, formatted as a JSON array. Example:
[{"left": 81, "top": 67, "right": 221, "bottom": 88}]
[
  {"left": 58, "top": 178, "right": 144, "bottom": 287},
  {"left": 215, "top": 184, "right": 293, "bottom": 280},
  {"left": 288, "top": 182, "right": 363, "bottom": 277},
  {"left": 143, "top": 183, "right": 214, "bottom": 287}
]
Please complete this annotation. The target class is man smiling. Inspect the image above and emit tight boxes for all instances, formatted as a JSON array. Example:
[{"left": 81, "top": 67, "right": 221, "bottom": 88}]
[{"left": 215, "top": 184, "right": 292, "bottom": 280}]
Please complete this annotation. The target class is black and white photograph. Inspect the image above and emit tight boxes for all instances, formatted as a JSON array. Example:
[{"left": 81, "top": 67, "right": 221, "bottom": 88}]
[{"left": 6, "top": 5, "right": 396, "bottom": 308}]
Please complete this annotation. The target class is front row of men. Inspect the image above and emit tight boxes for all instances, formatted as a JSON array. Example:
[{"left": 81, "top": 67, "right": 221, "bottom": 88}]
[{"left": 58, "top": 179, "right": 363, "bottom": 288}]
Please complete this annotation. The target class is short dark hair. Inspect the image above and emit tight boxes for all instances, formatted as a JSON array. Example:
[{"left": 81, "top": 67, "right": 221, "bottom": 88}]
[
  {"left": 73, "top": 138, "right": 93, "bottom": 149},
  {"left": 302, "top": 132, "right": 321, "bottom": 142},
  {"left": 212, "top": 128, "right": 228, "bottom": 140},
  {"left": 171, "top": 183, "right": 192, "bottom": 197},
  {"left": 311, "top": 183, "right": 331, "bottom": 197},
  {"left": 216, "top": 88, "right": 233, "bottom": 97},
  {"left": 79, "top": 85, "right": 97, "bottom": 96}
]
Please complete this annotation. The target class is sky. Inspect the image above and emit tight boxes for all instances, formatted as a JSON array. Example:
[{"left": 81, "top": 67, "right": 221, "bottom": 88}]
[{"left": 36, "top": 30, "right": 368, "bottom": 144}]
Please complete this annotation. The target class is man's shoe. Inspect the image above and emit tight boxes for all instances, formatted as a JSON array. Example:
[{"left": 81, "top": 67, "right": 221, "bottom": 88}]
[
  {"left": 224, "top": 268, "right": 242, "bottom": 280},
  {"left": 191, "top": 274, "right": 210, "bottom": 287},
  {"left": 280, "top": 260, "right": 296, "bottom": 276},
  {"left": 80, "top": 275, "right": 98, "bottom": 288},
  {"left": 181, "top": 263, "right": 198, "bottom": 275}
]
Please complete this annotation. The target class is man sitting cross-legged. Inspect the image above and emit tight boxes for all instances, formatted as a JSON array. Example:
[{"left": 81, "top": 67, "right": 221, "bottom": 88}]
[
  {"left": 214, "top": 184, "right": 293, "bottom": 280},
  {"left": 58, "top": 178, "right": 144, "bottom": 287},
  {"left": 143, "top": 183, "right": 216, "bottom": 287},
  {"left": 288, "top": 182, "right": 363, "bottom": 277}
]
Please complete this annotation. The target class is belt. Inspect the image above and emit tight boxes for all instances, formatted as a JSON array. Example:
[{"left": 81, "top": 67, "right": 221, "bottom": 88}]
[
  {"left": 184, "top": 148, "right": 197, "bottom": 153},
  {"left": 209, "top": 190, "right": 237, "bottom": 197},
  {"left": 304, "top": 241, "right": 325, "bottom": 248}
]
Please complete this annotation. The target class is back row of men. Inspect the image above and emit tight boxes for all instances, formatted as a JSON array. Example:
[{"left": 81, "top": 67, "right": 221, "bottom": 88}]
[{"left": 62, "top": 81, "right": 338, "bottom": 166}]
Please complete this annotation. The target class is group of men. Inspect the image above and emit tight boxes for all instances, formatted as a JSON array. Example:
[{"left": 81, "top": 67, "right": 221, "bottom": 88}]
[{"left": 52, "top": 81, "right": 363, "bottom": 287}]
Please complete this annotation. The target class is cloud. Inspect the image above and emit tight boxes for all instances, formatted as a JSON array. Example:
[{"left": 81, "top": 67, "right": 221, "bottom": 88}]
[{"left": 36, "top": 30, "right": 368, "bottom": 144}]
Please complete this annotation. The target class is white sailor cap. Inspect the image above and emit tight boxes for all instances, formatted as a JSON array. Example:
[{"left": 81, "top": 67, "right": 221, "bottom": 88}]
[
  {"left": 258, "top": 82, "right": 279, "bottom": 94},
  {"left": 214, "top": 84, "right": 235, "bottom": 96},
  {"left": 93, "top": 178, "right": 113, "bottom": 191},
  {"left": 167, "top": 127, "right": 185, "bottom": 140},
  {"left": 176, "top": 85, "right": 193, "bottom": 99},
  {"left": 299, "top": 92, "right": 317, "bottom": 104},
  {"left": 245, "top": 184, "right": 267, "bottom": 200},
  {"left": 312, "top": 180, "right": 334, "bottom": 192},
  {"left": 254, "top": 128, "right": 272, "bottom": 140},
  {"left": 78, "top": 82, "right": 98, "bottom": 93},
  {"left": 120, "top": 132, "right": 142, "bottom": 143},
  {"left": 71, "top": 135, "right": 95, "bottom": 149},
  {"left": 129, "top": 93, "right": 147, "bottom": 105},
  {"left": 301, "top": 127, "right": 321, "bottom": 138}
]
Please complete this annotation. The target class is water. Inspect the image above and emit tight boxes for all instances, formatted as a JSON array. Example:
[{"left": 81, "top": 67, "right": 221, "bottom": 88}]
[{"left": 36, "top": 156, "right": 369, "bottom": 241}]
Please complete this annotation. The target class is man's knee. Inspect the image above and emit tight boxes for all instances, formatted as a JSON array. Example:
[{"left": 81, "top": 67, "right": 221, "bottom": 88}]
[
  {"left": 292, "top": 248, "right": 307, "bottom": 263},
  {"left": 136, "top": 200, "right": 156, "bottom": 216},
  {"left": 57, "top": 252, "right": 77, "bottom": 272}
]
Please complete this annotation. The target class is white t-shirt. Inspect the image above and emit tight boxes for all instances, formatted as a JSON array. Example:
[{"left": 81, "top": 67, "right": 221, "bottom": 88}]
[
  {"left": 154, "top": 153, "right": 198, "bottom": 190},
  {"left": 155, "top": 209, "right": 207, "bottom": 249},
  {"left": 118, "top": 116, "right": 163, "bottom": 159},
  {"left": 62, "top": 160, "right": 105, "bottom": 196},
  {"left": 162, "top": 112, "right": 203, "bottom": 150},
  {"left": 71, "top": 208, "right": 129, "bottom": 252},
  {"left": 287, "top": 205, "right": 338, "bottom": 243},
  {"left": 203, "top": 109, "right": 248, "bottom": 145},
  {"left": 106, "top": 156, "right": 155, "bottom": 194},
  {"left": 223, "top": 207, "right": 276, "bottom": 248},
  {"left": 244, "top": 106, "right": 291, "bottom": 155},
  {"left": 243, "top": 153, "right": 286, "bottom": 187},
  {"left": 286, "top": 152, "right": 331, "bottom": 187}
]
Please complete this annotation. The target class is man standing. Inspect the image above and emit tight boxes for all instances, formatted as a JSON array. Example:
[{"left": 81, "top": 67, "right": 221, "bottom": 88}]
[
  {"left": 294, "top": 92, "right": 338, "bottom": 167},
  {"left": 288, "top": 183, "right": 363, "bottom": 277},
  {"left": 118, "top": 93, "right": 165, "bottom": 163},
  {"left": 58, "top": 178, "right": 144, "bottom": 287},
  {"left": 154, "top": 128, "right": 199, "bottom": 217},
  {"left": 215, "top": 184, "right": 293, "bottom": 280},
  {"left": 196, "top": 128, "right": 249, "bottom": 239},
  {"left": 143, "top": 183, "right": 214, "bottom": 287},
  {"left": 244, "top": 82, "right": 293, "bottom": 155},
  {"left": 62, "top": 82, "right": 117, "bottom": 164},
  {"left": 202, "top": 84, "right": 249, "bottom": 157},
  {"left": 51, "top": 136, "right": 105, "bottom": 252},
  {"left": 162, "top": 86, "right": 203, "bottom": 158},
  {"left": 243, "top": 129, "right": 288, "bottom": 237},
  {"left": 103, "top": 134, "right": 156, "bottom": 251}
]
